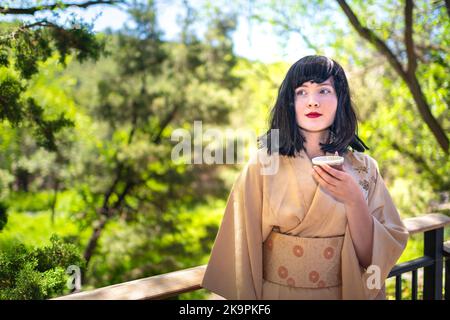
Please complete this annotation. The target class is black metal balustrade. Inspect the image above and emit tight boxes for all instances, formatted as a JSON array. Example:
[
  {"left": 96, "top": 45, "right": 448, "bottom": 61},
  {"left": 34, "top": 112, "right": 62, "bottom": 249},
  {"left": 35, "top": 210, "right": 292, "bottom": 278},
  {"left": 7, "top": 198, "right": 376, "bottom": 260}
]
[{"left": 388, "top": 227, "right": 447, "bottom": 300}]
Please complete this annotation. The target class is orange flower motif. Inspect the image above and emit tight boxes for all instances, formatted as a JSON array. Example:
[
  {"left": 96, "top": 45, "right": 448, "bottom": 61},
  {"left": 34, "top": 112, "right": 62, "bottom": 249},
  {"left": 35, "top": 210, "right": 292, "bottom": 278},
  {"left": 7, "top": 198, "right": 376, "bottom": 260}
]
[
  {"left": 287, "top": 277, "right": 295, "bottom": 287},
  {"left": 318, "top": 280, "right": 326, "bottom": 288},
  {"left": 278, "top": 266, "right": 288, "bottom": 279},
  {"left": 292, "top": 245, "right": 304, "bottom": 257},
  {"left": 309, "top": 271, "right": 319, "bottom": 283},
  {"left": 323, "top": 247, "right": 334, "bottom": 259}
]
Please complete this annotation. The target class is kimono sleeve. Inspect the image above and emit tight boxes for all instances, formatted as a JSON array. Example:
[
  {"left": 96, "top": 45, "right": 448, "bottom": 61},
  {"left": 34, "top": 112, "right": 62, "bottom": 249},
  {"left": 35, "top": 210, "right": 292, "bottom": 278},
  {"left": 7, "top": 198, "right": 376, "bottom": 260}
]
[
  {"left": 201, "top": 153, "right": 266, "bottom": 300},
  {"left": 363, "top": 157, "right": 409, "bottom": 299}
]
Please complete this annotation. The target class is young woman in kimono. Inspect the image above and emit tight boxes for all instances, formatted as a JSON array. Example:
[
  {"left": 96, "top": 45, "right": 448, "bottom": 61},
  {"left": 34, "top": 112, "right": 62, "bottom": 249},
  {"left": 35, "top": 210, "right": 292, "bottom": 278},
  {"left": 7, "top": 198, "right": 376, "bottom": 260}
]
[{"left": 201, "top": 55, "right": 409, "bottom": 300}]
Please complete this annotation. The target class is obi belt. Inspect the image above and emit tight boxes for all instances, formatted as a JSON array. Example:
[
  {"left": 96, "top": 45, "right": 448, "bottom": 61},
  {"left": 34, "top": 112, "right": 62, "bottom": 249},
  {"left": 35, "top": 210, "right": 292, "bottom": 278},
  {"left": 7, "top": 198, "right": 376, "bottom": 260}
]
[{"left": 263, "top": 230, "right": 344, "bottom": 289}]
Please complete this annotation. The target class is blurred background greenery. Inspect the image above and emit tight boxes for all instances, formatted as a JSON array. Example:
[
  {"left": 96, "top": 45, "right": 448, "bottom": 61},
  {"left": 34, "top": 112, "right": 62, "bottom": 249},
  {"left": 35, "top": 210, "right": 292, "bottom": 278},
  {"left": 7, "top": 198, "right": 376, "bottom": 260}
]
[{"left": 0, "top": 0, "right": 448, "bottom": 300}]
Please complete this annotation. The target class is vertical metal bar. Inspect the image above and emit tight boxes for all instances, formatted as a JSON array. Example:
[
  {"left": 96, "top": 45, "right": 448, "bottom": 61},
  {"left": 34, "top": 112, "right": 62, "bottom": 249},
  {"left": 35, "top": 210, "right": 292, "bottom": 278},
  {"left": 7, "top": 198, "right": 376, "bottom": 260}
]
[
  {"left": 412, "top": 270, "right": 418, "bottom": 300},
  {"left": 396, "top": 275, "right": 402, "bottom": 300},
  {"left": 423, "top": 228, "right": 443, "bottom": 300},
  {"left": 445, "top": 256, "right": 449, "bottom": 300}
]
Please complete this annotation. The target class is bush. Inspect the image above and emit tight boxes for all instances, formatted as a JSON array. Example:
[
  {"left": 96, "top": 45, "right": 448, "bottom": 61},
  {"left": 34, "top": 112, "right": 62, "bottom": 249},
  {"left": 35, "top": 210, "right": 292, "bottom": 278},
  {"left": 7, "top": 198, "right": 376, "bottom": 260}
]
[{"left": 0, "top": 234, "right": 85, "bottom": 299}]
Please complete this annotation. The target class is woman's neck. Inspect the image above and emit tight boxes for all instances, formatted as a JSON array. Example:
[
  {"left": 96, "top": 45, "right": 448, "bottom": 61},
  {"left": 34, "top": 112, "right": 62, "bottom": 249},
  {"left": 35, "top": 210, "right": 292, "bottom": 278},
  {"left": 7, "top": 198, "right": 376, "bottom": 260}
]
[{"left": 301, "top": 129, "right": 330, "bottom": 160}]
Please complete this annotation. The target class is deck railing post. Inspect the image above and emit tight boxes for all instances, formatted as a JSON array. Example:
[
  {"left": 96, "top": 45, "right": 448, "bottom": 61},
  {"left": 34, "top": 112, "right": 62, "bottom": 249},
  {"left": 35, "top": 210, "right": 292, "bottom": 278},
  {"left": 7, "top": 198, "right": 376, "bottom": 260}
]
[
  {"left": 423, "top": 228, "right": 443, "bottom": 300},
  {"left": 445, "top": 254, "right": 449, "bottom": 300},
  {"left": 444, "top": 242, "right": 449, "bottom": 301}
]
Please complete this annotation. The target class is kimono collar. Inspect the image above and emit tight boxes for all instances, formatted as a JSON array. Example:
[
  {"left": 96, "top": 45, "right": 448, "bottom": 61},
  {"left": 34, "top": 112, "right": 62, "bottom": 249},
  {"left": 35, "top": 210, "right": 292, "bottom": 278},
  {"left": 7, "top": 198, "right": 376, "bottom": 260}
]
[{"left": 285, "top": 148, "right": 348, "bottom": 235}]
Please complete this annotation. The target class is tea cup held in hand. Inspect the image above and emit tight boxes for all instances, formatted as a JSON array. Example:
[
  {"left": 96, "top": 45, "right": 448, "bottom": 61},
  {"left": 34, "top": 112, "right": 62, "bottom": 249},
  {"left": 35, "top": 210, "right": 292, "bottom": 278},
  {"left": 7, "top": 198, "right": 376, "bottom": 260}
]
[{"left": 311, "top": 155, "right": 344, "bottom": 171}]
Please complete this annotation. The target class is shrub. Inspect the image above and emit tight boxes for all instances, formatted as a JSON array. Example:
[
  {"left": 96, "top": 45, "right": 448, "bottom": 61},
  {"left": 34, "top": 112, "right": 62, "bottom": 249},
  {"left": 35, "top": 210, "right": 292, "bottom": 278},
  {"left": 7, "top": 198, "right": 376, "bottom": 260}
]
[{"left": 0, "top": 235, "right": 85, "bottom": 299}]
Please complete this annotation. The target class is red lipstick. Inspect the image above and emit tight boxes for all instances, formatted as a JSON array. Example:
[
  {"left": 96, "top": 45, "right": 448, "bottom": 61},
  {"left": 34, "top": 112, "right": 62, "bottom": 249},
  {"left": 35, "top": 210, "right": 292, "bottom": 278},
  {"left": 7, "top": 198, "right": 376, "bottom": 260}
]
[{"left": 306, "top": 112, "right": 322, "bottom": 118}]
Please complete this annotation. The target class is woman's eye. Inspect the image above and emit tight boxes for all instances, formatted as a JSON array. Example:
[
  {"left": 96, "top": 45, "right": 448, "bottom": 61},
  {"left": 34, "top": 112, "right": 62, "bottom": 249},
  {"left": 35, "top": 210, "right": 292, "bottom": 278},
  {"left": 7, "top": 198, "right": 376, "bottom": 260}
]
[{"left": 296, "top": 88, "right": 332, "bottom": 96}]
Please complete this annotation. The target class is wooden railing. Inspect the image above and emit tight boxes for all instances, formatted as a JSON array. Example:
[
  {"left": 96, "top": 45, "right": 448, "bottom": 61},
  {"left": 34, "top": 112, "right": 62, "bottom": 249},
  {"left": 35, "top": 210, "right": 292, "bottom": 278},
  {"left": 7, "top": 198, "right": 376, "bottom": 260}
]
[{"left": 54, "top": 213, "right": 450, "bottom": 300}]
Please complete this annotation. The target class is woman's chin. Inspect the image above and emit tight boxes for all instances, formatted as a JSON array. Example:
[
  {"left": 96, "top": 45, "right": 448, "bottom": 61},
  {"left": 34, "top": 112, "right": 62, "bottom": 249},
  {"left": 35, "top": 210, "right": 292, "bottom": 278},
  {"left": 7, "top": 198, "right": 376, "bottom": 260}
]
[{"left": 298, "top": 125, "right": 330, "bottom": 133}]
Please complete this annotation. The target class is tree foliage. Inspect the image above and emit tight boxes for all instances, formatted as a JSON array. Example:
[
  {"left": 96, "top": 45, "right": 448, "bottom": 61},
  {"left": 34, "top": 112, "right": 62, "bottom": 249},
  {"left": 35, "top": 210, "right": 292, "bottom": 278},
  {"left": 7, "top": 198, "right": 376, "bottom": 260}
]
[
  {"left": 74, "top": 0, "right": 241, "bottom": 266},
  {"left": 0, "top": 235, "right": 84, "bottom": 299},
  {"left": 0, "top": 1, "right": 123, "bottom": 150}
]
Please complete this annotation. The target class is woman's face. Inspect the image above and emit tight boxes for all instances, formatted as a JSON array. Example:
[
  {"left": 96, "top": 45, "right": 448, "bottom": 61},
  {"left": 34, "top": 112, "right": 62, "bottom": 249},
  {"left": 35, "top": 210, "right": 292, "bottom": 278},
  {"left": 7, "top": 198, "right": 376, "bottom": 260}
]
[{"left": 294, "top": 76, "right": 338, "bottom": 133}]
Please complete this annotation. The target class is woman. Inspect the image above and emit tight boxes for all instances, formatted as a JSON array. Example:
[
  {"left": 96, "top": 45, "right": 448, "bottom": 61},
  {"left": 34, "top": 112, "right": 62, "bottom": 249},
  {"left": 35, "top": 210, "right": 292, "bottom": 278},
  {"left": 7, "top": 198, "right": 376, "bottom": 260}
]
[{"left": 201, "top": 55, "right": 409, "bottom": 300}]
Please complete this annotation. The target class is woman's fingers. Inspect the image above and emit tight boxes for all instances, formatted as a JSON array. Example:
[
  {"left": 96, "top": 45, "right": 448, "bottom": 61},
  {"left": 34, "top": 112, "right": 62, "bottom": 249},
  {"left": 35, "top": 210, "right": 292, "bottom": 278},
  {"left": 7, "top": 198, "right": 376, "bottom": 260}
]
[
  {"left": 320, "top": 164, "right": 345, "bottom": 179},
  {"left": 313, "top": 166, "right": 337, "bottom": 187},
  {"left": 312, "top": 169, "right": 328, "bottom": 187},
  {"left": 312, "top": 170, "right": 338, "bottom": 200}
]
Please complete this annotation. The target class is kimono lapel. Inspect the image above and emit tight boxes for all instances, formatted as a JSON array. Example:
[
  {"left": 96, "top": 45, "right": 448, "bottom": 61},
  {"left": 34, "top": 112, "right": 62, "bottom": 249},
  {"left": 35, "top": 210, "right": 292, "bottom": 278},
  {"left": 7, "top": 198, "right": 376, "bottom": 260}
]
[
  {"left": 287, "top": 149, "right": 317, "bottom": 218},
  {"left": 287, "top": 149, "right": 347, "bottom": 236}
]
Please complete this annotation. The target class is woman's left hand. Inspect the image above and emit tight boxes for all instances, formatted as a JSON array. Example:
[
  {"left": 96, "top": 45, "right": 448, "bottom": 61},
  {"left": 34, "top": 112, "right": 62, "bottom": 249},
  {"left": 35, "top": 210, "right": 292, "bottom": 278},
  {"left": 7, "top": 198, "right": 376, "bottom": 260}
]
[{"left": 312, "top": 163, "right": 364, "bottom": 206}]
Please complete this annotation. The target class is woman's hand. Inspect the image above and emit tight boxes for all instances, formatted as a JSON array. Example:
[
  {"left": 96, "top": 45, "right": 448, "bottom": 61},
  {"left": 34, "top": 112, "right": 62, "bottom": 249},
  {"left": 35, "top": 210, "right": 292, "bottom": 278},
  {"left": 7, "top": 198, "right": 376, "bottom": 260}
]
[
  {"left": 312, "top": 163, "right": 364, "bottom": 206},
  {"left": 312, "top": 153, "right": 374, "bottom": 269}
]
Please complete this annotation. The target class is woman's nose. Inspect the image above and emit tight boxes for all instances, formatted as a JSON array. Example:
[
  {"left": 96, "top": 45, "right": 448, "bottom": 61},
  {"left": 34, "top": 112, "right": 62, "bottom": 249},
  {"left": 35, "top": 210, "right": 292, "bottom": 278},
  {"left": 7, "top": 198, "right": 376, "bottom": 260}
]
[{"left": 308, "top": 100, "right": 319, "bottom": 108}]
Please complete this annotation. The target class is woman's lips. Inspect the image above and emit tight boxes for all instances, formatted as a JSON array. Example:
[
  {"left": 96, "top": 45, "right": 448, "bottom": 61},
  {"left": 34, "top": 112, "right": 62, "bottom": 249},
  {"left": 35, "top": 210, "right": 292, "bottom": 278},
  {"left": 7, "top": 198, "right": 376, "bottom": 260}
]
[{"left": 306, "top": 113, "right": 322, "bottom": 118}]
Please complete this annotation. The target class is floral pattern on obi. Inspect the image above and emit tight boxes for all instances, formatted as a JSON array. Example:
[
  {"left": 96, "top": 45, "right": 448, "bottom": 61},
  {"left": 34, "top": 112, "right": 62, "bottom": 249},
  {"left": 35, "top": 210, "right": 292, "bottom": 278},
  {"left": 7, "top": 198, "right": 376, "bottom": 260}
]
[{"left": 263, "top": 231, "right": 344, "bottom": 288}]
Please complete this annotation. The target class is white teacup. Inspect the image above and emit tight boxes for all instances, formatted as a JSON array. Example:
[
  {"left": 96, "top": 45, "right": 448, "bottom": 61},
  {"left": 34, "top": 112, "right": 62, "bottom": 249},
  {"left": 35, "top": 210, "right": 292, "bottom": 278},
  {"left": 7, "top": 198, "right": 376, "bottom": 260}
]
[{"left": 311, "top": 155, "right": 344, "bottom": 167}]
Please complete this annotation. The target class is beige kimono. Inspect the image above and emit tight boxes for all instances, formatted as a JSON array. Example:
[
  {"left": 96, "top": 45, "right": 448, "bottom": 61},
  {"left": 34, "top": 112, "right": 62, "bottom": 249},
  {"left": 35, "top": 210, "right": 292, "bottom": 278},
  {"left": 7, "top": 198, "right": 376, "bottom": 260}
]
[{"left": 201, "top": 147, "right": 409, "bottom": 300}]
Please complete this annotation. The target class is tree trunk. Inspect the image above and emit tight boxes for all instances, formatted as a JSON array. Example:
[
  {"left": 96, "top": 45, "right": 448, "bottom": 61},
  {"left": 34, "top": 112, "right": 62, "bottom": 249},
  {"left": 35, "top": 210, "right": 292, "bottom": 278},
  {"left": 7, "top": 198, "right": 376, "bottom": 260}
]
[
  {"left": 402, "top": 72, "right": 449, "bottom": 152},
  {"left": 83, "top": 179, "right": 134, "bottom": 265},
  {"left": 50, "top": 178, "right": 59, "bottom": 225},
  {"left": 83, "top": 216, "right": 109, "bottom": 265},
  {"left": 15, "top": 168, "right": 30, "bottom": 192},
  {"left": 336, "top": 0, "right": 449, "bottom": 153}
]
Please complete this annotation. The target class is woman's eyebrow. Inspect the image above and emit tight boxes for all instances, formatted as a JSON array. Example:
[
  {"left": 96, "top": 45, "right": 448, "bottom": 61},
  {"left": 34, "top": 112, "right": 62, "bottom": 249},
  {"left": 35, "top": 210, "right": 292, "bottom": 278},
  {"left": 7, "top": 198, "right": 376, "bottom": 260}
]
[{"left": 297, "top": 82, "right": 333, "bottom": 88}]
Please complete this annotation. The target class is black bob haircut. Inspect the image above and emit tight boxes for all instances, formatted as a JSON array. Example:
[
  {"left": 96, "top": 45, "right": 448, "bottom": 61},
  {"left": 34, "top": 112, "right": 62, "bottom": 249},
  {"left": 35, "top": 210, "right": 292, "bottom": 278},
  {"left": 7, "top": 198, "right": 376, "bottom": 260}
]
[{"left": 259, "top": 55, "right": 369, "bottom": 157}]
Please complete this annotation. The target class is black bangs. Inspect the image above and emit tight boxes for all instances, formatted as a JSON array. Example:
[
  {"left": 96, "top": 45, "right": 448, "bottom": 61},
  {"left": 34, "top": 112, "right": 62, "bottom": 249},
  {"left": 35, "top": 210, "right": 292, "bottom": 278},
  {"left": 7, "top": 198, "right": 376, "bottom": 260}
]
[
  {"left": 258, "top": 55, "right": 370, "bottom": 157},
  {"left": 290, "top": 56, "right": 336, "bottom": 90}
]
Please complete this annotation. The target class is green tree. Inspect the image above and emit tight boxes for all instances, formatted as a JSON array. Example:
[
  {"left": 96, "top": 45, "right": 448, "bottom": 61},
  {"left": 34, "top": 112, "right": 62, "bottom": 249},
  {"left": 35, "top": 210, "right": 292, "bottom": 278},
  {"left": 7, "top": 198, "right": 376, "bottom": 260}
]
[
  {"left": 336, "top": 0, "right": 449, "bottom": 153},
  {"left": 0, "top": 0, "right": 123, "bottom": 151},
  {"left": 61, "top": 0, "right": 241, "bottom": 269}
]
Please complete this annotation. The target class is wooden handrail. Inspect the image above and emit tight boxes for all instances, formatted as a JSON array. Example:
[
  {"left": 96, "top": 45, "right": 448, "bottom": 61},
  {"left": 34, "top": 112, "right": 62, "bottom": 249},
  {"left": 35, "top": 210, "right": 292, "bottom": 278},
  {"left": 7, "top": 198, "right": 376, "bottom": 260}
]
[
  {"left": 55, "top": 265, "right": 207, "bottom": 300},
  {"left": 403, "top": 213, "right": 450, "bottom": 235},
  {"left": 54, "top": 213, "right": 450, "bottom": 300}
]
